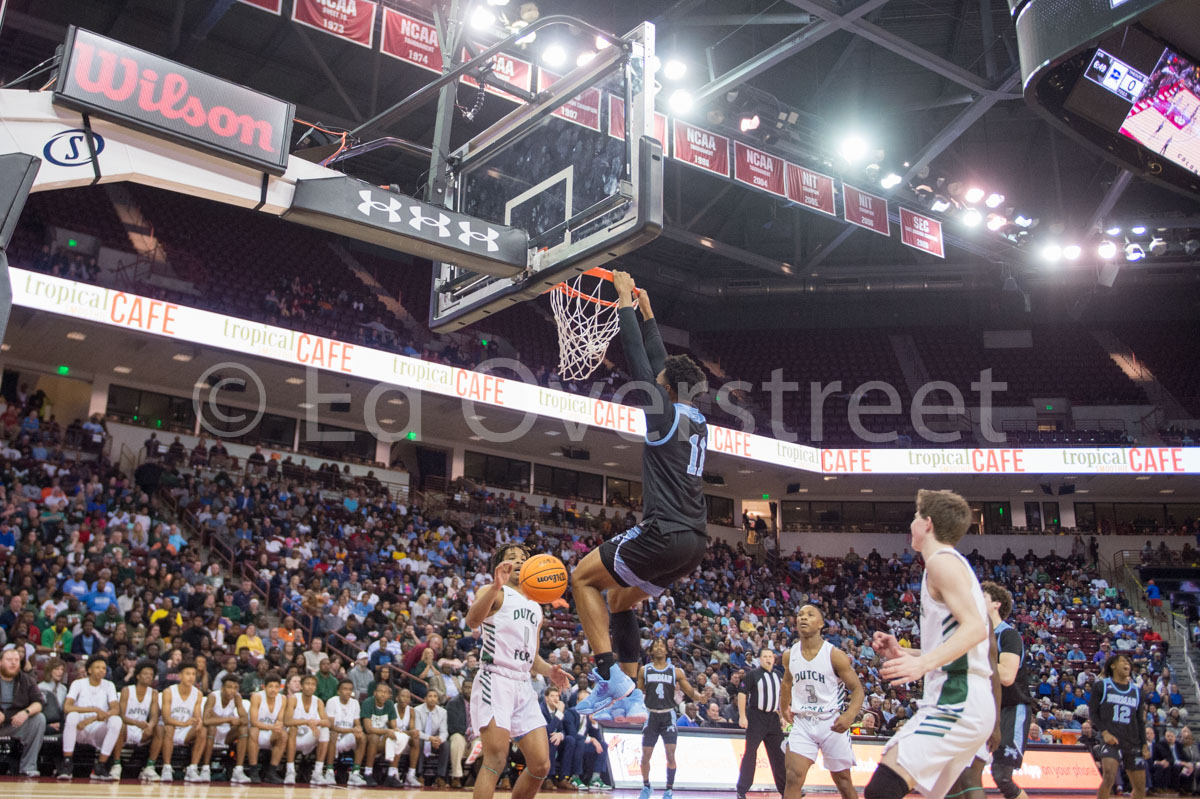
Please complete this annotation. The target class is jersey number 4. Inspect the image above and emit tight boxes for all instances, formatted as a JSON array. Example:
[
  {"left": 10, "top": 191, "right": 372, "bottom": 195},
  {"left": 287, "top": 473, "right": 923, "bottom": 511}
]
[
  {"left": 686, "top": 434, "right": 708, "bottom": 476},
  {"left": 656, "top": 683, "right": 665, "bottom": 700}
]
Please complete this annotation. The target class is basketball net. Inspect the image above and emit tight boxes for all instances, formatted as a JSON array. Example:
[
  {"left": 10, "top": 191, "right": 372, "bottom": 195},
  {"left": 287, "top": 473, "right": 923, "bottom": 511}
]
[{"left": 549, "top": 268, "right": 631, "bottom": 382}]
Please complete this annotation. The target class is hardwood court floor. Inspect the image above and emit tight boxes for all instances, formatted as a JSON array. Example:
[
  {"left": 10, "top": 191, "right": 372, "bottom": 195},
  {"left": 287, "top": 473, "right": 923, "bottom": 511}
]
[{"left": 0, "top": 779, "right": 1122, "bottom": 798}]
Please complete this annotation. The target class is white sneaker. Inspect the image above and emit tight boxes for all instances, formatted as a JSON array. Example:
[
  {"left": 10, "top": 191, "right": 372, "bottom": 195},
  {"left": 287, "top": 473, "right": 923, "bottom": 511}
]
[
  {"left": 311, "top": 768, "right": 326, "bottom": 786},
  {"left": 200, "top": 765, "right": 211, "bottom": 782},
  {"left": 110, "top": 763, "right": 122, "bottom": 781},
  {"left": 284, "top": 767, "right": 296, "bottom": 785},
  {"left": 348, "top": 771, "right": 367, "bottom": 787},
  {"left": 404, "top": 773, "right": 421, "bottom": 787},
  {"left": 231, "top": 766, "right": 251, "bottom": 784},
  {"left": 184, "top": 765, "right": 203, "bottom": 782},
  {"left": 140, "top": 765, "right": 160, "bottom": 782},
  {"left": 160, "top": 765, "right": 174, "bottom": 783}
]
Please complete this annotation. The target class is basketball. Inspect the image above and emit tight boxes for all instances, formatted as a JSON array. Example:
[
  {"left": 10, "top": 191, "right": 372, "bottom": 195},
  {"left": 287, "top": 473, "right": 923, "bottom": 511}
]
[{"left": 519, "top": 554, "right": 568, "bottom": 603}]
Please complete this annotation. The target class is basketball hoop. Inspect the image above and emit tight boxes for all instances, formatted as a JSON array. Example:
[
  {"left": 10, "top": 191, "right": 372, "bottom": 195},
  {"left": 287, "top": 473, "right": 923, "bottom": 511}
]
[{"left": 548, "top": 267, "right": 634, "bottom": 382}]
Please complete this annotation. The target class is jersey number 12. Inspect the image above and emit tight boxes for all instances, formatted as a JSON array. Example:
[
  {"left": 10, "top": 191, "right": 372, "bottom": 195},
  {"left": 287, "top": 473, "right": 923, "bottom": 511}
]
[{"left": 687, "top": 434, "right": 708, "bottom": 476}]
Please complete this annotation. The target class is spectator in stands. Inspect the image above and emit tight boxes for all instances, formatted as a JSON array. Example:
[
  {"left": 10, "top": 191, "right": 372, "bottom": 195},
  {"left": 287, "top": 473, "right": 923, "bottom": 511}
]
[{"left": 0, "top": 647, "right": 46, "bottom": 777}]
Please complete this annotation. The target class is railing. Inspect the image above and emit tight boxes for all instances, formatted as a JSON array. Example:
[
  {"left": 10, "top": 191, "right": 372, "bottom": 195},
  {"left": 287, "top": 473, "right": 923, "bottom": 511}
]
[{"left": 1173, "top": 615, "right": 1200, "bottom": 708}]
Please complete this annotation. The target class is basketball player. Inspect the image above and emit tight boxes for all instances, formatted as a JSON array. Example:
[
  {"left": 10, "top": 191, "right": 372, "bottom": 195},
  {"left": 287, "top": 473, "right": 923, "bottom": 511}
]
[
  {"left": 247, "top": 671, "right": 287, "bottom": 784},
  {"left": 627, "top": 637, "right": 702, "bottom": 799},
  {"left": 944, "top": 616, "right": 1002, "bottom": 799},
  {"left": 979, "top": 582, "right": 1032, "bottom": 799},
  {"left": 780, "top": 605, "right": 865, "bottom": 799},
  {"left": 465, "top": 543, "right": 571, "bottom": 799},
  {"left": 283, "top": 673, "right": 330, "bottom": 785},
  {"left": 321, "top": 678, "right": 368, "bottom": 787},
  {"left": 1090, "top": 654, "right": 1148, "bottom": 799},
  {"left": 154, "top": 660, "right": 208, "bottom": 782},
  {"left": 116, "top": 661, "right": 159, "bottom": 782},
  {"left": 572, "top": 272, "right": 709, "bottom": 719},
  {"left": 202, "top": 673, "right": 251, "bottom": 784},
  {"left": 868, "top": 490, "right": 994, "bottom": 799},
  {"left": 58, "top": 655, "right": 123, "bottom": 781}
]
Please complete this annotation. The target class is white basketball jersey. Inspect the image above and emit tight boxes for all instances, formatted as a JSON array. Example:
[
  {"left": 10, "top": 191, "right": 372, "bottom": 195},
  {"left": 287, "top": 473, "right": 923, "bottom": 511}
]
[
  {"left": 125, "top": 685, "right": 155, "bottom": 723},
  {"left": 396, "top": 703, "right": 411, "bottom": 730},
  {"left": 919, "top": 548, "right": 992, "bottom": 707},
  {"left": 481, "top": 585, "right": 542, "bottom": 674},
  {"left": 68, "top": 678, "right": 119, "bottom": 712},
  {"left": 210, "top": 692, "right": 239, "bottom": 721},
  {"left": 788, "top": 640, "right": 843, "bottom": 715},
  {"left": 255, "top": 691, "right": 284, "bottom": 725},
  {"left": 293, "top": 694, "right": 323, "bottom": 723},
  {"left": 167, "top": 684, "right": 202, "bottom": 723},
  {"left": 326, "top": 696, "right": 360, "bottom": 728}
]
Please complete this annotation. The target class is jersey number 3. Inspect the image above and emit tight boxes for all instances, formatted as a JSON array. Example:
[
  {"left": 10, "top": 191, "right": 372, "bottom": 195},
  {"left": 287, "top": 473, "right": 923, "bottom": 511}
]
[
  {"left": 687, "top": 434, "right": 708, "bottom": 476},
  {"left": 804, "top": 685, "right": 819, "bottom": 705}
]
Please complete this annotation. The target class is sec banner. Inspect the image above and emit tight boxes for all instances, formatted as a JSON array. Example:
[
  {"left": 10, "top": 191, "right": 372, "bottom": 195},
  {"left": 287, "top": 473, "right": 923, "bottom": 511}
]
[
  {"left": 734, "top": 142, "right": 786, "bottom": 197},
  {"left": 292, "top": 0, "right": 378, "bottom": 48},
  {"left": 843, "top": 184, "right": 890, "bottom": 236},
  {"left": 672, "top": 120, "right": 730, "bottom": 177},
  {"left": 381, "top": 9, "right": 442, "bottom": 73},
  {"left": 899, "top": 207, "right": 945, "bottom": 258}
]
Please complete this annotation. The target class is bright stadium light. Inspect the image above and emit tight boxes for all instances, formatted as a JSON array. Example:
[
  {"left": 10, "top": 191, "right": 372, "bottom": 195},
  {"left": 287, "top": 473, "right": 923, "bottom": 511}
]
[
  {"left": 1105, "top": 225, "right": 1121, "bottom": 235},
  {"left": 930, "top": 197, "right": 952, "bottom": 213},
  {"left": 1014, "top": 215, "right": 1034, "bottom": 228},
  {"left": 576, "top": 51, "right": 596, "bottom": 67},
  {"left": 962, "top": 208, "right": 982, "bottom": 227},
  {"left": 838, "top": 135, "right": 868, "bottom": 163},
  {"left": 965, "top": 187, "right": 985, "bottom": 204},
  {"left": 986, "top": 214, "right": 1007, "bottom": 231},
  {"left": 739, "top": 115, "right": 760, "bottom": 132},
  {"left": 486, "top": 0, "right": 509, "bottom": 5},
  {"left": 1042, "top": 243, "right": 1062, "bottom": 262},
  {"left": 595, "top": 35, "right": 612, "bottom": 50},
  {"left": 542, "top": 44, "right": 567, "bottom": 68},
  {"left": 880, "top": 173, "right": 902, "bottom": 189},
  {"left": 985, "top": 192, "right": 1005, "bottom": 208},
  {"left": 1063, "top": 244, "right": 1082, "bottom": 260},
  {"left": 1131, "top": 225, "right": 1147, "bottom": 235},
  {"left": 663, "top": 59, "right": 687, "bottom": 81},
  {"left": 668, "top": 89, "right": 694, "bottom": 114},
  {"left": 1098, "top": 241, "right": 1118, "bottom": 259},
  {"left": 470, "top": 7, "right": 497, "bottom": 29}
]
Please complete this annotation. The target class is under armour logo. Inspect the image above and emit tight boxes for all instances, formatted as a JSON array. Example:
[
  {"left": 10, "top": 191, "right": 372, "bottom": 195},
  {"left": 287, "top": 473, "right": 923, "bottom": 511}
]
[
  {"left": 459, "top": 221, "right": 500, "bottom": 252},
  {"left": 357, "top": 190, "right": 402, "bottom": 223},
  {"left": 409, "top": 207, "right": 450, "bottom": 237}
]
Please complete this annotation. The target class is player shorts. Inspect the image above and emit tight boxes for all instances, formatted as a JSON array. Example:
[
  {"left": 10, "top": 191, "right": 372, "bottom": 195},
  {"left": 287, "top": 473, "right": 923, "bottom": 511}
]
[
  {"left": 598, "top": 521, "right": 709, "bottom": 597},
  {"left": 296, "top": 726, "right": 330, "bottom": 754},
  {"left": 471, "top": 666, "right": 545, "bottom": 740},
  {"left": 125, "top": 725, "right": 147, "bottom": 747},
  {"left": 1095, "top": 742, "right": 1145, "bottom": 773},
  {"left": 257, "top": 729, "right": 279, "bottom": 749},
  {"left": 74, "top": 718, "right": 116, "bottom": 749},
  {"left": 335, "top": 732, "right": 358, "bottom": 754},
  {"left": 882, "top": 681, "right": 995, "bottom": 799},
  {"left": 785, "top": 715, "right": 856, "bottom": 772},
  {"left": 383, "top": 731, "right": 413, "bottom": 761},
  {"left": 642, "top": 711, "right": 678, "bottom": 747},
  {"left": 213, "top": 723, "right": 232, "bottom": 748},
  {"left": 988, "top": 705, "right": 1032, "bottom": 769},
  {"left": 172, "top": 725, "right": 194, "bottom": 746}
]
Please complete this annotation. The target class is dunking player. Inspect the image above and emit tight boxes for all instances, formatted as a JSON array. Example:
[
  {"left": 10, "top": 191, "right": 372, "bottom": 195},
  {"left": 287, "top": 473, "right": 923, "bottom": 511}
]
[
  {"left": 780, "top": 605, "right": 865, "bottom": 799},
  {"left": 572, "top": 271, "right": 709, "bottom": 720},
  {"left": 465, "top": 544, "right": 570, "bottom": 799},
  {"left": 868, "top": 490, "right": 994, "bottom": 799},
  {"left": 624, "top": 638, "right": 701, "bottom": 799},
  {"left": 1091, "top": 654, "right": 1148, "bottom": 799}
]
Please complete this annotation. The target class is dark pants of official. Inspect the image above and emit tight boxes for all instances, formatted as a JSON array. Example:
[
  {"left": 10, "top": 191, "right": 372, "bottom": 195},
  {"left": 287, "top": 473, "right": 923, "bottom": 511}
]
[{"left": 737, "top": 709, "right": 786, "bottom": 795}]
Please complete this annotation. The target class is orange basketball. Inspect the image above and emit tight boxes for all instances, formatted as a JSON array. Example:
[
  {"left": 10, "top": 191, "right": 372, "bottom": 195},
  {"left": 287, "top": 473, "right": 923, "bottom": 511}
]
[{"left": 519, "top": 554, "right": 568, "bottom": 603}]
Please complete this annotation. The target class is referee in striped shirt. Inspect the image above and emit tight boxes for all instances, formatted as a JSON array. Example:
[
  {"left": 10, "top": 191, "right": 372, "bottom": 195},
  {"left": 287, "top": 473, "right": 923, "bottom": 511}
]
[{"left": 736, "top": 648, "right": 786, "bottom": 799}]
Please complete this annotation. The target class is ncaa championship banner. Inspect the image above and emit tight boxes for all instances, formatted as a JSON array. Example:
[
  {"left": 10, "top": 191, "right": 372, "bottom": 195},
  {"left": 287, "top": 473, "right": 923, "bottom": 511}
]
[{"left": 603, "top": 730, "right": 1101, "bottom": 793}]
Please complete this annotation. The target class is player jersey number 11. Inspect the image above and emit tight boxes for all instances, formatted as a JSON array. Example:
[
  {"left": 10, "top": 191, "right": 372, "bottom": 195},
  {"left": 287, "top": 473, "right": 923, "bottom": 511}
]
[{"left": 687, "top": 434, "right": 707, "bottom": 476}]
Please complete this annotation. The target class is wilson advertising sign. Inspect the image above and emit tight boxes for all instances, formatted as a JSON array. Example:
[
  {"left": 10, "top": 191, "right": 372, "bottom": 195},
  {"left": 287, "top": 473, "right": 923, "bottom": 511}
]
[{"left": 53, "top": 27, "right": 294, "bottom": 174}]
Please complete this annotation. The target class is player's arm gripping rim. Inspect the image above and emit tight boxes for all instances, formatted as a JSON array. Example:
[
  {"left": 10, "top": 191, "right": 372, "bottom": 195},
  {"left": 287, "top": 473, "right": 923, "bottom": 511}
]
[
  {"left": 881, "top": 554, "right": 988, "bottom": 685},
  {"left": 830, "top": 647, "right": 865, "bottom": 734},
  {"left": 613, "top": 271, "right": 675, "bottom": 440}
]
